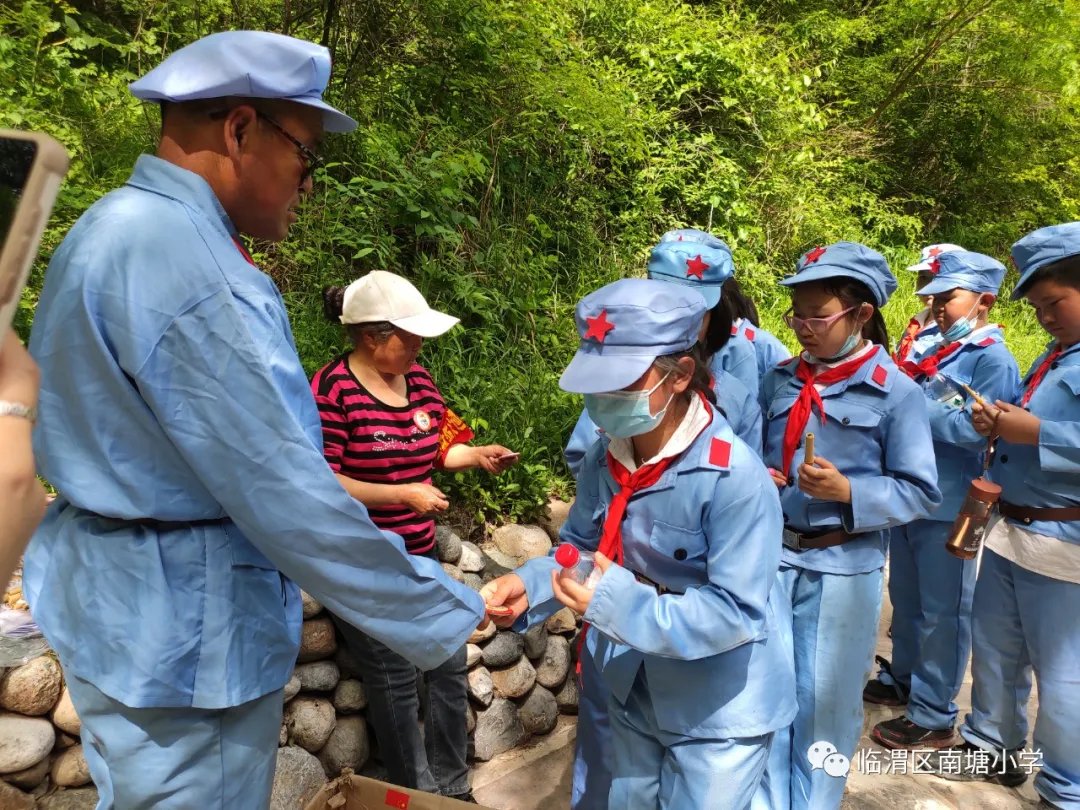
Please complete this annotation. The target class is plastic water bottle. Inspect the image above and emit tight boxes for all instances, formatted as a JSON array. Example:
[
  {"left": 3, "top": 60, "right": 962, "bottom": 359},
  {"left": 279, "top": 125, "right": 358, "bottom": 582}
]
[
  {"left": 554, "top": 544, "right": 603, "bottom": 589},
  {"left": 927, "top": 373, "right": 965, "bottom": 409}
]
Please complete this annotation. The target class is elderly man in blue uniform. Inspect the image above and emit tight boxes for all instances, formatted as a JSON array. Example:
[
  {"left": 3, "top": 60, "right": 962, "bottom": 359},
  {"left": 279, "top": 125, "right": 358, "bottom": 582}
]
[
  {"left": 867, "top": 250, "right": 1020, "bottom": 748},
  {"left": 26, "top": 31, "right": 485, "bottom": 809},
  {"left": 927, "top": 223, "right": 1080, "bottom": 810}
]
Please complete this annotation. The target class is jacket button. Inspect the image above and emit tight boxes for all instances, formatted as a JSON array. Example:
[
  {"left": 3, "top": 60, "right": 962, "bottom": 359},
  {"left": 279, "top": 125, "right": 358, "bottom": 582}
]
[
  {"left": 674, "top": 548, "right": 688, "bottom": 561},
  {"left": 1000, "top": 454, "right": 1009, "bottom": 463},
  {"left": 767, "top": 411, "right": 774, "bottom": 419},
  {"left": 787, "top": 476, "right": 795, "bottom": 486},
  {"left": 842, "top": 416, "right": 851, "bottom": 425}
]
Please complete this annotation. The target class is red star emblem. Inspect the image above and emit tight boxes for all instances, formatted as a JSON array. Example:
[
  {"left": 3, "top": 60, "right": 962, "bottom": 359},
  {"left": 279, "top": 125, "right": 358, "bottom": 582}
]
[
  {"left": 804, "top": 246, "right": 827, "bottom": 264},
  {"left": 677, "top": 234, "right": 684, "bottom": 241},
  {"left": 928, "top": 258, "right": 941, "bottom": 275},
  {"left": 685, "top": 254, "right": 709, "bottom": 279},
  {"left": 928, "top": 246, "right": 943, "bottom": 257},
  {"left": 584, "top": 309, "right": 616, "bottom": 343}
]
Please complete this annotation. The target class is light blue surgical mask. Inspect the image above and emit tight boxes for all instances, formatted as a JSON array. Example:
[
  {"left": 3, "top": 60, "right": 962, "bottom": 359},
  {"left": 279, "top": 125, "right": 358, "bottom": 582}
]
[
  {"left": 810, "top": 325, "right": 863, "bottom": 363},
  {"left": 584, "top": 372, "right": 674, "bottom": 439},
  {"left": 941, "top": 299, "right": 981, "bottom": 342}
]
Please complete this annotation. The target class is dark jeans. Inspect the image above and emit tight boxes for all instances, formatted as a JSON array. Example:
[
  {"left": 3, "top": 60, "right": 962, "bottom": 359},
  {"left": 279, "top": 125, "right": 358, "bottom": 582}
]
[{"left": 330, "top": 581, "right": 470, "bottom": 797}]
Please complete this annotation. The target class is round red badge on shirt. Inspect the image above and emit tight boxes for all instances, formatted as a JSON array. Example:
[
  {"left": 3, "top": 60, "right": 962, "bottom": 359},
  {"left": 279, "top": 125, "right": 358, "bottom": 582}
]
[{"left": 413, "top": 410, "right": 432, "bottom": 431}]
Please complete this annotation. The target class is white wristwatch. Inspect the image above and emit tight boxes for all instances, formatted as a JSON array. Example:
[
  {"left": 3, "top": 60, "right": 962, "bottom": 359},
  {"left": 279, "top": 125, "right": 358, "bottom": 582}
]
[{"left": 0, "top": 401, "right": 37, "bottom": 423}]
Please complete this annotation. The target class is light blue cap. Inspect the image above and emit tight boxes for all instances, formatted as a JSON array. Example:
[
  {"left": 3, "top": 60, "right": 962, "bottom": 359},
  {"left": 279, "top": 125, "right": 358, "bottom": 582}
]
[
  {"left": 560, "top": 279, "right": 707, "bottom": 394},
  {"left": 129, "top": 31, "right": 357, "bottom": 133},
  {"left": 916, "top": 250, "right": 1006, "bottom": 296},
  {"left": 780, "top": 241, "right": 897, "bottom": 307},
  {"left": 1010, "top": 222, "right": 1080, "bottom": 299},
  {"left": 646, "top": 228, "right": 734, "bottom": 308}
]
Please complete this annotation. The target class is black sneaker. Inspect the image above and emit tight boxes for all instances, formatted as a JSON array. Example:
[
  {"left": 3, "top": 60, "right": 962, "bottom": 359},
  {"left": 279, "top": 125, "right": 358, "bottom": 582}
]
[
  {"left": 871, "top": 716, "right": 957, "bottom": 750},
  {"left": 923, "top": 741, "right": 1028, "bottom": 787},
  {"left": 863, "top": 656, "right": 909, "bottom": 706}
]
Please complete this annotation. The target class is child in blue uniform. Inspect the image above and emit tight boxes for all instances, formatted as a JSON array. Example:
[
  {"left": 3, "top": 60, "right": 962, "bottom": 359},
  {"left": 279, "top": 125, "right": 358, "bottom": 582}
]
[
  {"left": 485, "top": 278, "right": 796, "bottom": 810},
  {"left": 756, "top": 242, "right": 941, "bottom": 810},
  {"left": 867, "top": 251, "right": 1020, "bottom": 748},
  {"left": 723, "top": 276, "right": 792, "bottom": 378},
  {"left": 927, "top": 222, "right": 1080, "bottom": 810},
  {"left": 893, "top": 244, "right": 964, "bottom": 365}
]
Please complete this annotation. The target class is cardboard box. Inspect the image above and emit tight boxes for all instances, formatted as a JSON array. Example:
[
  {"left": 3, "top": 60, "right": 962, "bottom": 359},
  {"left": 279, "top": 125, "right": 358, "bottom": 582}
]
[{"left": 304, "top": 771, "right": 493, "bottom": 810}]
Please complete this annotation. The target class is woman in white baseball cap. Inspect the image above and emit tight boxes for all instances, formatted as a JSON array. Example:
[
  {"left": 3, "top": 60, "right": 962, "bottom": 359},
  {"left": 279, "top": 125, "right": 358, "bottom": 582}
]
[{"left": 311, "top": 270, "right": 517, "bottom": 802}]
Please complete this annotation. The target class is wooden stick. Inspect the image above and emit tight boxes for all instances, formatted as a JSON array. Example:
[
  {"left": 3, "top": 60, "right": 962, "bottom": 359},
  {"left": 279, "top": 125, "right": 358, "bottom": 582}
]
[
  {"left": 803, "top": 433, "right": 815, "bottom": 465},
  {"left": 959, "top": 382, "right": 987, "bottom": 408}
]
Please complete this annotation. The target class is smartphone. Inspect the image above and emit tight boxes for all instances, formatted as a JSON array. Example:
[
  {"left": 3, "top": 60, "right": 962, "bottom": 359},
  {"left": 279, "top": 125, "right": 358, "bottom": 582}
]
[
  {"left": 498, "top": 452, "right": 521, "bottom": 462},
  {"left": 0, "top": 130, "right": 70, "bottom": 344}
]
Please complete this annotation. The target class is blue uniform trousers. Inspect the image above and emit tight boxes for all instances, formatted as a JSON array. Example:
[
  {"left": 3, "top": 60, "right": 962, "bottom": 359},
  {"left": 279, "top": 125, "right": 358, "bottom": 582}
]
[
  {"left": 886, "top": 519, "right": 976, "bottom": 729},
  {"left": 961, "top": 549, "right": 1080, "bottom": 810},
  {"left": 65, "top": 672, "right": 282, "bottom": 809},
  {"left": 756, "top": 565, "right": 883, "bottom": 810},
  {"left": 573, "top": 642, "right": 613, "bottom": 810},
  {"left": 608, "top": 670, "right": 771, "bottom": 810}
]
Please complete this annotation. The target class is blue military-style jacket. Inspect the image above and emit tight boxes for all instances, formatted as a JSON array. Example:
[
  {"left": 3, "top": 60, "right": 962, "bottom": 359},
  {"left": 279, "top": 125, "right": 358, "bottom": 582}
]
[
  {"left": 734, "top": 319, "right": 791, "bottom": 381},
  {"left": 991, "top": 341, "right": 1080, "bottom": 545},
  {"left": 713, "top": 332, "right": 760, "bottom": 395},
  {"left": 760, "top": 345, "right": 942, "bottom": 575},
  {"left": 27, "top": 155, "right": 484, "bottom": 710},
  {"left": 521, "top": 410, "right": 796, "bottom": 739}
]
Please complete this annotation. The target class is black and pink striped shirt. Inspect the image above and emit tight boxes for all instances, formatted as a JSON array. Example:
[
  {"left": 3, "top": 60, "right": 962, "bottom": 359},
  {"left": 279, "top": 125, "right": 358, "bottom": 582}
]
[{"left": 311, "top": 356, "right": 449, "bottom": 554}]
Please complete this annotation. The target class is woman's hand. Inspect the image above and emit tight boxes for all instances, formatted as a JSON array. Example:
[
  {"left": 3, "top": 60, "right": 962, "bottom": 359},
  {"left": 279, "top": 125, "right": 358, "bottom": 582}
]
[
  {"left": 970, "top": 399, "right": 1040, "bottom": 445},
  {"left": 473, "top": 445, "right": 519, "bottom": 475},
  {"left": 551, "top": 551, "right": 613, "bottom": 615},
  {"left": 479, "top": 574, "right": 530, "bottom": 628},
  {"left": 398, "top": 483, "right": 450, "bottom": 515},
  {"left": 797, "top": 456, "right": 852, "bottom": 503}
]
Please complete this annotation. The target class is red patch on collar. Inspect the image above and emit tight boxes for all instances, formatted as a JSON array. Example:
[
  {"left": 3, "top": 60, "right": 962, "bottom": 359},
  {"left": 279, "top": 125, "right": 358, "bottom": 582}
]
[
  {"left": 978, "top": 337, "right": 995, "bottom": 347},
  {"left": 745, "top": 327, "right": 756, "bottom": 341},
  {"left": 709, "top": 438, "right": 732, "bottom": 467},
  {"left": 872, "top": 365, "right": 888, "bottom": 386}
]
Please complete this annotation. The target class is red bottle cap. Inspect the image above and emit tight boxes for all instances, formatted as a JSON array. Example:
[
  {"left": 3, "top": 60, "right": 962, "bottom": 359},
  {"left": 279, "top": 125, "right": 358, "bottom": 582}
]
[
  {"left": 554, "top": 544, "right": 580, "bottom": 567},
  {"left": 969, "top": 477, "right": 1003, "bottom": 503}
]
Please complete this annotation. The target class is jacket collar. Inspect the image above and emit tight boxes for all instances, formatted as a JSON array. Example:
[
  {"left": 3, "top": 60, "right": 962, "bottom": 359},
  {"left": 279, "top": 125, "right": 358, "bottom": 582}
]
[{"left": 125, "top": 154, "right": 236, "bottom": 244}]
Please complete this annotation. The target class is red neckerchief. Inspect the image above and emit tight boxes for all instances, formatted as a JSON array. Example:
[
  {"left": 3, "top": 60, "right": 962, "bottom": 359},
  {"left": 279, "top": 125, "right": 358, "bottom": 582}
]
[
  {"left": 899, "top": 341, "right": 962, "bottom": 380},
  {"left": 232, "top": 236, "right": 256, "bottom": 266},
  {"left": 893, "top": 316, "right": 923, "bottom": 365},
  {"left": 1021, "top": 344, "right": 1063, "bottom": 408},
  {"left": 780, "top": 351, "right": 877, "bottom": 476},
  {"left": 578, "top": 395, "right": 713, "bottom": 675}
]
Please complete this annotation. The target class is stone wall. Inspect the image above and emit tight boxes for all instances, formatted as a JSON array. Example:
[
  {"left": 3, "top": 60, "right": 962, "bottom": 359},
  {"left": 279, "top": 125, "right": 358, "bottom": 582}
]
[{"left": 0, "top": 509, "right": 577, "bottom": 809}]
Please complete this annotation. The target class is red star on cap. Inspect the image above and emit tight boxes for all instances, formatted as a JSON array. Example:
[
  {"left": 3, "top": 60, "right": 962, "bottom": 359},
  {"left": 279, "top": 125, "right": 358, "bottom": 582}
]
[
  {"left": 584, "top": 309, "right": 616, "bottom": 343},
  {"left": 686, "top": 254, "right": 709, "bottom": 279},
  {"left": 928, "top": 258, "right": 941, "bottom": 275},
  {"left": 804, "top": 246, "right": 827, "bottom": 264},
  {"left": 928, "top": 246, "right": 943, "bottom": 257}
]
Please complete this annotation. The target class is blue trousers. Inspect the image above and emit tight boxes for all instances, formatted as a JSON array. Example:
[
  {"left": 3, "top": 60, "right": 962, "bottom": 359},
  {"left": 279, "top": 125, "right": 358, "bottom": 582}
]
[
  {"left": 65, "top": 672, "right": 281, "bottom": 809},
  {"left": 886, "top": 520, "right": 976, "bottom": 729},
  {"left": 755, "top": 565, "right": 884, "bottom": 810},
  {"left": 573, "top": 641, "right": 613, "bottom": 810},
  {"left": 608, "top": 670, "right": 770, "bottom": 810},
  {"left": 960, "top": 549, "right": 1080, "bottom": 810}
]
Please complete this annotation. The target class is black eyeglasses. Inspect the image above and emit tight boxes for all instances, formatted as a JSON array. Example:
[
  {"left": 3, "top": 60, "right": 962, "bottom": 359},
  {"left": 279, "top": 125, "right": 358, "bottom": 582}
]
[
  {"left": 209, "top": 107, "right": 324, "bottom": 183},
  {"left": 256, "top": 111, "right": 324, "bottom": 183}
]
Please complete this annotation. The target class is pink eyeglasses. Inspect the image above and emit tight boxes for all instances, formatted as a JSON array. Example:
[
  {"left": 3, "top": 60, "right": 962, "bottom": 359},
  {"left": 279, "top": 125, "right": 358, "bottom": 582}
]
[{"left": 782, "top": 306, "right": 855, "bottom": 335}]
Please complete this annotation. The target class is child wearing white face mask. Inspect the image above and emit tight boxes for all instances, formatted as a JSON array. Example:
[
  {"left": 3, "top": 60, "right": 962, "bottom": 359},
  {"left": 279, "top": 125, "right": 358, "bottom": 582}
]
[{"left": 866, "top": 251, "right": 1021, "bottom": 751}]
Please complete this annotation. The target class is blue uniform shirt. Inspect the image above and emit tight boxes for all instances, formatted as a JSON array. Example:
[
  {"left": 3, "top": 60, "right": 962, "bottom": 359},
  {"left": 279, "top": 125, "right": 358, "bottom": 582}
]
[
  {"left": 26, "top": 155, "right": 484, "bottom": 709},
  {"left": 734, "top": 319, "right": 791, "bottom": 380},
  {"left": 912, "top": 327, "right": 1020, "bottom": 519},
  {"left": 522, "top": 410, "right": 796, "bottom": 739},
  {"left": 564, "top": 370, "right": 763, "bottom": 478},
  {"left": 713, "top": 334, "right": 760, "bottom": 396},
  {"left": 991, "top": 342, "right": 1080, "bottom": 545},
  {"left": 760, "top": 346, "right": 942, "bottom": 574}
]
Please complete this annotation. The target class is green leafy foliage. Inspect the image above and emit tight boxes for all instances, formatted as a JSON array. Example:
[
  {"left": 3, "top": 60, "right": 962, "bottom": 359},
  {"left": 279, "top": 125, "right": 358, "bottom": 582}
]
[{"left": 3, "top": 0, "right": 1077, "bottom": 521}]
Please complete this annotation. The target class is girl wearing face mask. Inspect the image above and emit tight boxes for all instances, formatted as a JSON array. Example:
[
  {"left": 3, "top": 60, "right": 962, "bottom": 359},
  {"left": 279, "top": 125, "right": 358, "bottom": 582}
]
[
  {"left": 756, "top": 242, "right": 941, "bottom": 810},
  {"left": 865, "top": 251, "right": 1020, "bottom": 750},
  {"left": 483, "top": 278, "right": 796, "bottom": 810}
]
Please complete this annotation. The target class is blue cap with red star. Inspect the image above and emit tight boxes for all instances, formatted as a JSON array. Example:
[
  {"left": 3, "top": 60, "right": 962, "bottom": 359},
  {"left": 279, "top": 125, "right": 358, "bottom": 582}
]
[
  {"left": 780, "top": 241, "right": 897, "bottom": 307},
  {"left": 1010, "top": 222, "right": 1080, "bottom": 299},
  {"left": 560, "top": 279, "right": 707, "bottom": 394},
  {"left": 916, "top": 250, "right": 1006, "bottom": 296},
  {"left": 646, "top": 228, "right": 734, "bottom": 308}
]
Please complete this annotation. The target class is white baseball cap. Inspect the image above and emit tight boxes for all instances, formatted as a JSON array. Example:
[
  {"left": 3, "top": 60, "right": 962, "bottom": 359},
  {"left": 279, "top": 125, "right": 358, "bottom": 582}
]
[
  {"left": 906, "top": 243, "right": 965, "bottom": 273},
  {"left": 340, "top": 271, "right": 459, "bottom": 337}
]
